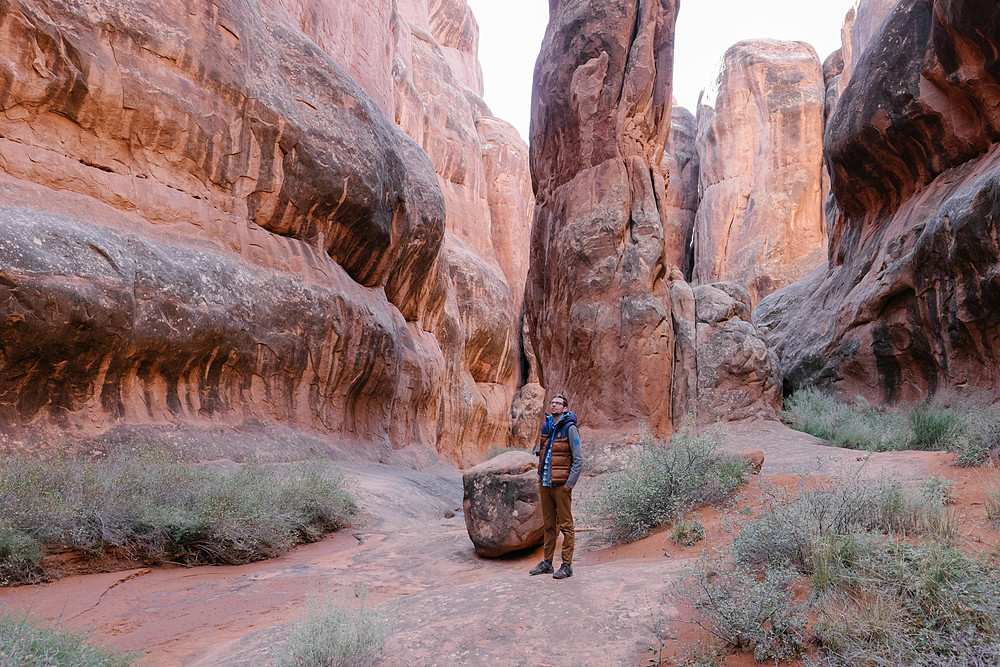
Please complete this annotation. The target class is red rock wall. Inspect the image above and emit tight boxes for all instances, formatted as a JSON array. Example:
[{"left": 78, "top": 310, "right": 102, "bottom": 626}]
[
  {"left": 693, "top": 40, "right": 827, "bottom": 305},
  {"left": 0, "top": 0, "right": 532, "bottom": 466},
  {"left": 756, "top": 0, "right": 1000, "bottom": 404},
  {"left": 526, "top": 0, "right": 680, "bottom": 434},
  {"left": 526, "top": 0, "right": 781, "bottom": 433}
]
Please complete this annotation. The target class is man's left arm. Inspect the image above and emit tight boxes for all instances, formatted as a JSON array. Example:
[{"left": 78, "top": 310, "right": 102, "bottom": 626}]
[{"left": 565, "top": 424, "right": 583, "bottom": 489}]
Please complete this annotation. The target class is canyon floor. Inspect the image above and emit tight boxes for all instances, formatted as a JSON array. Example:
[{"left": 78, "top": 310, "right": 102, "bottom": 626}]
[{"left": 2, "top": 419, "right": 998, "bottom": 666}]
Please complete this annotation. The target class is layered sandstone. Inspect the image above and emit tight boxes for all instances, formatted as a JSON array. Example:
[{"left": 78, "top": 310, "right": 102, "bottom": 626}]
[
  {"left": 0, "top": 0, "right": 532, "bottom": 466},
  {"left": 693, "top": 40, "right": 827, "bottom": 305},
  {"left": 756, "top": 0, "right": 1000, "bottom": 403}
]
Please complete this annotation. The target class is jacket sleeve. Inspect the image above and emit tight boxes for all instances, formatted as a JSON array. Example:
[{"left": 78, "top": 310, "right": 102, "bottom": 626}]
[{"left": 565, "top": 424, "right": 583, "bottom": 488}]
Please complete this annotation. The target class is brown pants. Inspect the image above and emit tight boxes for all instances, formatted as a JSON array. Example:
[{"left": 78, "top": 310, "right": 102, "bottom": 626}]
[{"left": 539, "top": 483, "right": 574, "bottom": 564}]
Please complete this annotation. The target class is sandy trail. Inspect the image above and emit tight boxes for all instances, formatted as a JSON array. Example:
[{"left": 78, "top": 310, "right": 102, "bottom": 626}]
[{"left": 0, "top": 421, "right": 958, "bottom": 666}]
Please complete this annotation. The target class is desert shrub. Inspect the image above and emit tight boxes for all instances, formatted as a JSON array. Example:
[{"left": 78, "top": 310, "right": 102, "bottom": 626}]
[
  {"left": 594, "top": 426, "right": 749, "bottom": 543},
  {"left": 813, "top": 541, "right": 1000, "bottom": 666},
  {"left": 279, "top": 586, "right": 393, "bottom": 667},
  {"left": 985, "top": 475, "right": 1000, "bottom": 525},
  {"left": 0, "top": 450, "right": 357, "bottom": 584},
  {"left": 0, "top": 608, "right": 139, "bottom": 666},
  {"left": 670, "top": 519, "right": 706, "bottom": 547},
  {"left": 785, "top": 389, "right": 1000, "bottom": 461},
  {"left": 731, "top": 476, "right": 944, "bottom": 571},
  {"left": 782, "top": 389, "right": 908, "bottom": 451},
  {"left": 954, "top": 402, "right": 1000, "bottom": 466},
  {"left": 906, "top": 404, "right": 960, "bottom": 451},
  {"left": 682, "top": 561, "right": 806, "bottom": 663}
]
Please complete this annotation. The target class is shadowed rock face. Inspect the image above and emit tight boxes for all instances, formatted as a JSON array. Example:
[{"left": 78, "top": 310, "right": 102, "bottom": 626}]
[
  {"left": 693, "top": 39, "right": 827, "bottom": 305},
  {"left": 0, "top": 0, "right": 532, "bottom": 465},
  {"left": 663, "top": 106, "right": 699, "bottom": 280},
  {"left": 756, "top": 0, "right": 1000, "bottom": 404}
]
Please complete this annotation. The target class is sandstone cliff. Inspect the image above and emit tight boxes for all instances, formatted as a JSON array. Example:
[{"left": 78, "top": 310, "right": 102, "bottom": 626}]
[
  {"left": 756, "top": 0, "right": 1000, "bottom": 403},
  {"left": 0, "top": 0, "right": 532, "bottom": 465},
  {"left": 526, "top": 0, "right": 780, "bottom": 434},
  {"left": 693, "top": 39, "right": 827, "bottom": 305}
]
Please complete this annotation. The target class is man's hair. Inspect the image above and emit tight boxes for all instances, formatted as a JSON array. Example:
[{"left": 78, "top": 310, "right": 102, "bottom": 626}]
[{"left": 553, "top": 393, "right": 568, "bottom": 407}]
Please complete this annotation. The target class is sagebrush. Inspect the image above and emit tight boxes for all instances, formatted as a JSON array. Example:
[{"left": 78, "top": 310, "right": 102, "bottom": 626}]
[
  {"left": 279, "top": 586, "right": 393, "bottom": 667},
  {"left": 0, "top": 449, "right": 357, "bottom": 585},
  {"left": 668, "top": 472, "right": 1000, "bottom": 665},
  {"left": 594, "top": 425, "right": 749, "bottom": 543}
]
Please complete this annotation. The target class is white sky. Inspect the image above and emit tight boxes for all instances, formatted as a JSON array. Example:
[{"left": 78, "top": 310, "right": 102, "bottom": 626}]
[{"left": 466, "top": 0, "right": 858, "bottom": 142}]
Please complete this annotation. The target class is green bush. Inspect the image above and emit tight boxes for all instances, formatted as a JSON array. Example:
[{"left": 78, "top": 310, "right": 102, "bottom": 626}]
[
  {"left": 279, "top": 586, "right": 393, "bottom": 667},
  {"left": 731, "top": 476, "right": 945, "bottom": 571},
  {"left": 594, "top": 426, "right": 749, "bottom": 543},
  {"left": 0, "top": 450, "right": 357, "bottom": 584},
  {"left": 0, "top": 609, "right": 139, "bottom": 666},
  {"left": 906, "top": 404, "right": 959, "bottom": 451}
]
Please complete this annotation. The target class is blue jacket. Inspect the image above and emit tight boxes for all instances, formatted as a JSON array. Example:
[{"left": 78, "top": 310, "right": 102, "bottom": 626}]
[{"left": 538, "top": 410, "right": 583, "bottom": 488}]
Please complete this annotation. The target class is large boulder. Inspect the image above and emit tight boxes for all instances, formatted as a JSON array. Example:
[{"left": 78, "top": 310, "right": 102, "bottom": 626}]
[
  {"left": 693, "top": 39, "right": 827, "bottom": 305},
  {"left": 757, "top": 0, "right": 1000, "bottom": 404},
  {"left": 463, "top": 451, "right": 543, "bottom": 557}
]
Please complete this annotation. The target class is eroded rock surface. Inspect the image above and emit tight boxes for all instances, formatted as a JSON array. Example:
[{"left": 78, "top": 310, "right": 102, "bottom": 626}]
[
  {"left": 663, "top": 106, "right": 700, "bottom": 279},
  {"left": 526, "top": 0, "right": 680, "bottom": 435},
  {"left": 693, "top": 39, "right": 827, "bottom": 305},
  {"left": 757, "top": 0, "right": 1000, "bottom": 403},
  {"left": 0, "top": 0, "right": 532, "bottom": 465},
  {"left": 463, "top": 451, "right": 543, "bottom": 557}
]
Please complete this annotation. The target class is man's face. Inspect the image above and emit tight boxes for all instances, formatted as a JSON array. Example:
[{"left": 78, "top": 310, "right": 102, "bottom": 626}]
[{"left": 550, "top": 398, "right": 566, "bottom": 416}]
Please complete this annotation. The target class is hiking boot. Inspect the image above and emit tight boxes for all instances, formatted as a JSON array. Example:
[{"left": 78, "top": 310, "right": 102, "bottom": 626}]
[
  {"left": 529, "top": 560, "right": 553, "bottom": 575},
  {"left": 552, "top": 563, "right": 573, "bottom": 579}
]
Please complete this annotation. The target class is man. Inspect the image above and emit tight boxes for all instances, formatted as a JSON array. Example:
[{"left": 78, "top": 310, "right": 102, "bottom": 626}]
[{"left": 529, "top": 393, "right": 583, "bottom": 579}]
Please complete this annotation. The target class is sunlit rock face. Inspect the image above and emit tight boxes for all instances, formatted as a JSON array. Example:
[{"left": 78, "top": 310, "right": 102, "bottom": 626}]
[
  {"left": 0, "top": 0, "right": 532, "bottom": 466},
  {"left": 526, "top": 0, "right": 781, "bottom": 435},
  {"left": 693, "top": 39, "right": 827, "bottom": 306},
  {"left": 756, "top": 0, "right": 1000, "bottom": 404}
]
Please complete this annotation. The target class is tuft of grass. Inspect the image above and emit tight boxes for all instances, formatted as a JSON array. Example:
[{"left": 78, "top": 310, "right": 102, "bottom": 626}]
[
  {"left": 670, "top": 519, "right": 706, "bottom": 547},
  {"left": 985, "top": 475, "right": 1000, "bottom": 525},
  {"left": 0, "top": 449, "right": 357, "bottom": 585},
  {"left": 0, "top": 608, "right": 139, "bottom": 666},
  {"left": 594, "top": 425, "right": 749, "bottom": 543},
  {"left": 278, "top": 585, "right": 393, "bottom": 667},
  {"left": 813, "top": 541, "right": 1000, "bottom": 666},
  {"left": 784, "top": 389, "right": 1000, "bottom": 462}
]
